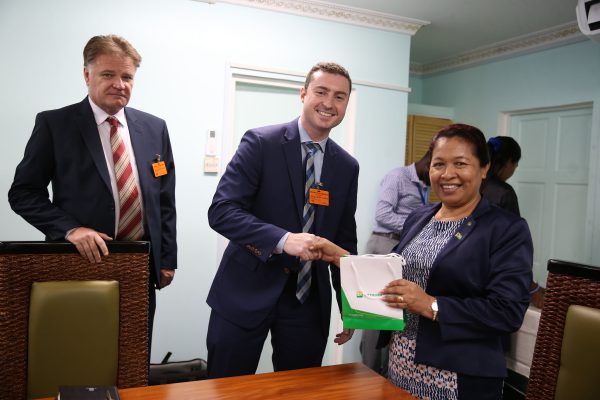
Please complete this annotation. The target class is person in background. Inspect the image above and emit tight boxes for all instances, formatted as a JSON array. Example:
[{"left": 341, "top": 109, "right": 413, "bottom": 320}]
[
  {"left": 361, "top": 149, "right": 432, "bottom": 375},
  {"left": 379, "top": 124, "right": 533, "bottom": 400},
  {"left": 8, "top": 35, "right": 177, "bottom": 349},
  {"left": 206, "top": 62, "right": 358, "bottom": 378},
  {"left": 481, "top": 136, "right": 544, "bottom": 308},
  {"left": 480, "top": 136, "right": 521, "bottom": 215}
]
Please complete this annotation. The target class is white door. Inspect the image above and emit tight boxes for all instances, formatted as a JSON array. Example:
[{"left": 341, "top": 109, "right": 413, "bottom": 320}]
[{"left": 510, "top": 107, "right": 593, "bottom": 285}]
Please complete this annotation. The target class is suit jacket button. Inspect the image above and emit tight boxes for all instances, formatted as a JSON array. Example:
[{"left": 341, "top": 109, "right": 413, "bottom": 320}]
[{"left": 283, "top": 267, "right": 290, "bottom": 274}]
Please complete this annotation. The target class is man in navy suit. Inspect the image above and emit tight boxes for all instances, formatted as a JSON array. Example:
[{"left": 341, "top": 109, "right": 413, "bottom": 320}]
[
  {"left": 207, "top": 62, "right": 359, "bottom": 378},
  {"left": 8, "top": 35, "right": 177, "bottom": 340}
]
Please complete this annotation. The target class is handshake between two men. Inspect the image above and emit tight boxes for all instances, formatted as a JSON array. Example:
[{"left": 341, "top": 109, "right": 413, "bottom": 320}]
[{"left": 282, "top": 233, "right": 349, "bottom": 267}]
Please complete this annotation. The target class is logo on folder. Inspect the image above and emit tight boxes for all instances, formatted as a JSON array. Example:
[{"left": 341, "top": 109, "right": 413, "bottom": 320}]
[{"left": 356, "top": 290, "right": 382, "bottom": 298}]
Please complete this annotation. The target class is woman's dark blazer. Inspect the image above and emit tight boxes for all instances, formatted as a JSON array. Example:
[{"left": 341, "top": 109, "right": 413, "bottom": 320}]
[{"left": 393, "top": 197, "right": 533, "bottom": 377}]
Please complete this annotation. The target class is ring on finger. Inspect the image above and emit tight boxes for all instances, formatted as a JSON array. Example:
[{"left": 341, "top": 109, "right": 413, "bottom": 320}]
[{"left": 397, "top": 295, "right": 404, "bottom": 302}]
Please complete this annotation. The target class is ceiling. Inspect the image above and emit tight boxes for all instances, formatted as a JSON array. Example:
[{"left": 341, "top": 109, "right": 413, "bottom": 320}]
[{"left": 323, "top": 0, "right": 581, "bottom": 66}]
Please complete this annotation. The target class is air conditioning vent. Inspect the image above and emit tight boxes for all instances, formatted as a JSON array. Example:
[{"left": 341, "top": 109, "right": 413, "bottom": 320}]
[{"left": 577, "top": 0, "right": 600, "bottom": 42}]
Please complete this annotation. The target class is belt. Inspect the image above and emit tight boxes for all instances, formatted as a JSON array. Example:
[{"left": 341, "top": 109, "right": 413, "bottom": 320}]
[{"left": 372, "top": 231, "right": 401, "bottom": 241}]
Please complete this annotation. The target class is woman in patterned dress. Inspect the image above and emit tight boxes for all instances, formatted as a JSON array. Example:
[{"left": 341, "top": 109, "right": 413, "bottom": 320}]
[{"left": 379, "top": 124, "right": 533, "bottom": 400}]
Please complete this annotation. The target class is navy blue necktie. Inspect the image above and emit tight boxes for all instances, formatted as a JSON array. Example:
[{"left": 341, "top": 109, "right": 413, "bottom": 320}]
[{"left": 296, "top": 142, "right": 321, "bottom": 303}]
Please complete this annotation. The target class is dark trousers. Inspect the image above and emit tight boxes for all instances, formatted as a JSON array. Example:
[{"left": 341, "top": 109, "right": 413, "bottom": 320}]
[
  {"left": 148, "top": 283, "right": 156, "bottom": 367},
  {"left": 147, "top": 247, "right": 158, "bottom": 358},
  {"left": 207, "top": 273, "right": 326, "bottom": 378},
  {"left": 457, "top": 373, "right": 504, "bottom": 400}
]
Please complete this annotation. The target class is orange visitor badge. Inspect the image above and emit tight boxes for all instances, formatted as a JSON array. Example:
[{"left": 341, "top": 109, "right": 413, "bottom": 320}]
[
  {"left": 152, "top": 161, "right": 167, "bottom": 177},
  {"left": 309, "top": 188, "right": 329, "bottom": 206}
]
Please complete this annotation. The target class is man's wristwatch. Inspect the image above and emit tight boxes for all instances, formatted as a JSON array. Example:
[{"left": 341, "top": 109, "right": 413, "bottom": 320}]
[{"left": 431, "top": 298, "right": 439, "bottom": 321}]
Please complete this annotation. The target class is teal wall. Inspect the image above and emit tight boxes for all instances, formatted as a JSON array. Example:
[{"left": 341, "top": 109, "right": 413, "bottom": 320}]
[
  {"left": 0, "top": 0, "right": 412, "bottom": 365},
  {"left": 412, "top": 40, "right": 600, "bottom": 268},
  {"left": 408, "top": 74, "right": 423, "bottom": 104},
  {"left": 416, "top": 41, "right": 600, "bottom": 136},
  {"left": 408, "top": 75, "right": 454, "bottom": 119}
]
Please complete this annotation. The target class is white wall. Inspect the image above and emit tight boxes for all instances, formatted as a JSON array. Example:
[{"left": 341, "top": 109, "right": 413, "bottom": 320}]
[{"left": 0, "top": 0, "right": 413, "bottom": 364}]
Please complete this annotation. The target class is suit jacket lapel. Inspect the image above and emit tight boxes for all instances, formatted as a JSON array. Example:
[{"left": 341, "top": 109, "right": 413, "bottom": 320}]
[
  {"left": 76, "top": 98, "right": 112, "bottom": 193},
  {"left": 282, "top": 120, "right": 304, "bottom": 224},
  {"left": 397, "top": 199, "right": 491, "bottom": 276},
  {"left": 431, "top": 199, "right": 491, "bottom": 271},
  {"left": 395, "top": 204, "right": 438, "bottom": 252}
]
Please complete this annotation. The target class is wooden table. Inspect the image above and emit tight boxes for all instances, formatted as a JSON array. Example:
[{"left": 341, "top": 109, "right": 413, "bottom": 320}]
[{"left": 42, "top": 363, "right": 416, "bottom": 399}]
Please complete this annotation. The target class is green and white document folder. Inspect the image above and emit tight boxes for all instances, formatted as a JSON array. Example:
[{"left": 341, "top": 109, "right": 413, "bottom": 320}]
[{"left": 341, "top": 254, "right": 406, "bottom": 331}]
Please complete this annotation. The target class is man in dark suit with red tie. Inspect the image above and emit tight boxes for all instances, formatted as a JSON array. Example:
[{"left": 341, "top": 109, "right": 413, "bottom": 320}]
[
  {"left": 207, "top": 62, "right": 359, "bottom": 378},
  {"left": 8, "top": 35, "right": 177, "bottom": 341}
]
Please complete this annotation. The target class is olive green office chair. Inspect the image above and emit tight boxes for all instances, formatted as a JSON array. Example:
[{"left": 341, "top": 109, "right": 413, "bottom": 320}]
[
  {"left": 0, "top": 241, "right": 150, "bottom": 400},
  {"left": 526, "top": 259, "right": 600, "bottom": 400},
  {"left": 27, "top": 281, "right": 119, "bottom": 399}
]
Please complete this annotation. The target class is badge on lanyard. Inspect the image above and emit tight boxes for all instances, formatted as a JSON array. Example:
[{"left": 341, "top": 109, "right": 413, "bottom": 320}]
[
  {"left": 309, "top": 182, "right": 329, "bottom": 207},
  {"left": 152, "top": 154, "right": 167, "bottom": 177}
]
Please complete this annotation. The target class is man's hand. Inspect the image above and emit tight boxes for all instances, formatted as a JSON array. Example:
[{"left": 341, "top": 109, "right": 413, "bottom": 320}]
[
  {"left": 283, "top": 233, "right": 320, "bottom": 261},
  {"left": 334, "top": 328, "right": 354, "bottom": 345},
  {"left": 159, "top": 269, "right": 175, "bottom": 288},
  {"left": 66, "top": 227, "right": 112, "bottom": 263}
]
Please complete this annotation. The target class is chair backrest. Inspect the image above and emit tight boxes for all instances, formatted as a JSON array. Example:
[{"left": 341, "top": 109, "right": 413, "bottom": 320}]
[
  {"left": 526, "top": 259, "right": 600, "bottom": 400},
  {"left": 0, "top": 241, "right": 150, "bottom": 400},
  {"left": 27, "top": 281, "right": 120, "bottom": 399}
]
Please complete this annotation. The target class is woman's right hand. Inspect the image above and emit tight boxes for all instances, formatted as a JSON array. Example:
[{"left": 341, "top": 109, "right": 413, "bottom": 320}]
[{"left": 311, "top": 237, "right": 349, "bottom": 267}]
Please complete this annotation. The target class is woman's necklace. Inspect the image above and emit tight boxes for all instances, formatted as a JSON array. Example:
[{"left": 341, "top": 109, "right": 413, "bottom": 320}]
[
  {"left": 435, "top": 199, "right": 479, "bottom": 221},
  {"left": 434, "top": 211, "right": 469, "bottom": 221}
]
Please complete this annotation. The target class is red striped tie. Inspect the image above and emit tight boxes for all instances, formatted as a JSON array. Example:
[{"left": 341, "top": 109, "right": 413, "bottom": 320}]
[{"left": 107, "top": 117, "right": 144, "bottom": 240}]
